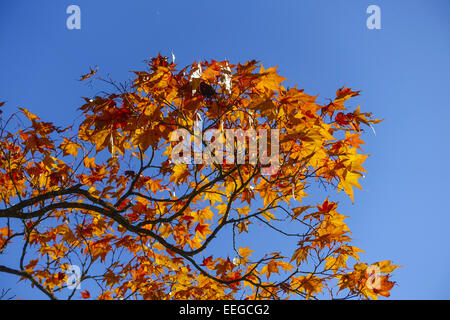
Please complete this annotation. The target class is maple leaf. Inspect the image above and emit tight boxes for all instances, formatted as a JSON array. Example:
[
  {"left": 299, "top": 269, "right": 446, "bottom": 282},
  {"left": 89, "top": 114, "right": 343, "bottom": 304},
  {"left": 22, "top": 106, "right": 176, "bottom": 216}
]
[
  {"left": 141, "top": 178, "right": 161, "bottom": 193},
  {"left": 79, "top": 66, "right": 98, "bottom": 81},
  {"left": 336, "top": 87, "right": 360, "bottom": 100},
  {"left": 237, "top": 220, "right": 250, "bottom": 234},
  {"left": 170, "top": 163, "right": 189, "bottom": 184},
  {"left": 371, "top": 275, "right": 395, "bottom": 298},
  {"left": 292, "top": 275, "right": 323, "bottom": 299},
  {"left": 325, "top": 255, "right": 348, "bottom": 272},
  {"left": 194, "top": 223, "right": 211, "bottom": 238},
  {"left": 338, "top": 170, "right": 363, "bottom": 203},
  {"left": 256, "top": 65, "right": 286, "bottom": 92},
  {"left": 239, "top": 247, "right": 253, "bottom": 258},
  {"left": 291, "top": 206, "right": 312, "bottom": 220},
  {"left": 204, "top": 191, "right": 222, "bottom": 206},
  {"left": 24, "top": 259, "right": 39, "bottom": 271},
  {"left": 291, "top": 246, "right": 309, "bottom": 266},
  {"left": 376, "top": 260, "right": 402, "bottom": 274},
  {"left": 20, "top": 108, "right": 39, "bottom": 121},
  {"left": 60, "top": 138, "right": 81, "bottom": 157},
  {"left": 81, "top": 290, "right": 90, "bottom": 299},
  {"left": 201, "top": 256, "right": 215, "bottom": 269},
  {"left": 215, "top": 258, "right": 234, "bottom": 277},
  {"left": 261, "top": 260, "right": 281, "bottom": 279},
  {"left": 237, "top": 247, "right": 253, "bottom": 266}
]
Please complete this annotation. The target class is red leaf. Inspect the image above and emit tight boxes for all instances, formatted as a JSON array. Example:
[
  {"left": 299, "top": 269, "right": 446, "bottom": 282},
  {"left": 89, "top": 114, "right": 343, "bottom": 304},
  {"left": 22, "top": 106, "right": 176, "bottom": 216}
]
[
  {"left": 81, "top": 290, "right": 90, "bottom": 299},
  {"left": 201, "top": 256, "right": 214, "bottom": 267},
  {"left": 117, "top": 199, "right": 131, "bottom": 211},
  {"left": 195, "top": 223, "right": 209, "bottom": 236},
  {"left": 335, "top": 112, "right": 350, "bottom": 126},
  {"left": 318, "top": 199, "right": 337, "bottom": 213}
]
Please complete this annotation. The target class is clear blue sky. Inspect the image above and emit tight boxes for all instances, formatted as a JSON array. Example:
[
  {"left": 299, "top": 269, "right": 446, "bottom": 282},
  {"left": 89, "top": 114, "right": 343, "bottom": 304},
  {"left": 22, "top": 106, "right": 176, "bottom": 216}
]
[{"left": 1, "top": 0, "right": 449, "bottom": 299}]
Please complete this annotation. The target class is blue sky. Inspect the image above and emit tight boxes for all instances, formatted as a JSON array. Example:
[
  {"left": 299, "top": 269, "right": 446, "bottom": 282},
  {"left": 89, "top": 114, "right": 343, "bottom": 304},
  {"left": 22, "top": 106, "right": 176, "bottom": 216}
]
[{"left": 1, "top": 0, "right": 449, "bottom": 299}]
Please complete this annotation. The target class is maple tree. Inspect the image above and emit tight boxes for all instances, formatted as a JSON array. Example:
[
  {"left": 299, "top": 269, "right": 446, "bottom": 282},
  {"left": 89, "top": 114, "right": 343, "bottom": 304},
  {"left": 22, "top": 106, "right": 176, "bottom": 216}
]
[{"left": 0, "top": 55, "right": 399, "bottom": 300}]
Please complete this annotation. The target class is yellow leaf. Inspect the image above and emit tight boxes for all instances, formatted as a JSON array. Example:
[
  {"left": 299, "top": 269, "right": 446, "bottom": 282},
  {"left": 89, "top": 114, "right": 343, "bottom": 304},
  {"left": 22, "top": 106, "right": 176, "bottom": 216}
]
[
  {"left": 238, "top": 247, "right": 253, "bottom": 259},
  {"left": 237, "top": 220, "right": 250, "bottom": 234},
  {"left": 262, "top": 210, "right": 275, "bottom": 222},
  {"left": 256, "top": 65, "right": 286, "bottom": 92},
  {"left": 261, "top": 259, "right": 280, "bottom": 279},
  {"left": 325, "top": 255, "right": 348, "bottom": 272},
  {"left": 291, "top": 206, "right": 312, "bottom": 221},
  {"left": 205, "top": 192, "right": 222, "bottom": 206},
  {"left": 170, "top": 163, "right": 189, "bottom": 184},
  {"left": 215, "top": 203, "right": 228, "bottom": 216},
  {"left": 376, "top": 260, "right": 402, "bottom": 274},
  {"left": 60, "top": 138, "right": 80, "bottom": 157},
  {"left": 338, "top": 170, "right": 363, "bottom": 203},
  {"left": 84, "top": 156, "right": 96, "bottom": 169},
  {"left": 20, "top": 108, "right": 39, "bottom": 121},
  {"left": 291, "top": 246, "right": 309, "bottom": 266},
  {"left": 292, "top": 275, "right": 323, "bottom": 299}
]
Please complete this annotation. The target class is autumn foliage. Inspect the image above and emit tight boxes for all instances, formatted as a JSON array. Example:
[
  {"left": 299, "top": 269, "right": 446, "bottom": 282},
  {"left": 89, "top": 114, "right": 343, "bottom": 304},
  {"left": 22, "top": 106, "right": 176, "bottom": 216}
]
[{"left": 0, "top": 55, "right": 399, "bottom": 300}]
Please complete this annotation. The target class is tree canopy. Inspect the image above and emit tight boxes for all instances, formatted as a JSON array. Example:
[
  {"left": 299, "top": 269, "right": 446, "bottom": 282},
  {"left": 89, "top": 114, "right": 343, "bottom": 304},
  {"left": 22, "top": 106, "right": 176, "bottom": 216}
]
[{"left": 0, "top": 55, "right": 399, "bottom": 300}]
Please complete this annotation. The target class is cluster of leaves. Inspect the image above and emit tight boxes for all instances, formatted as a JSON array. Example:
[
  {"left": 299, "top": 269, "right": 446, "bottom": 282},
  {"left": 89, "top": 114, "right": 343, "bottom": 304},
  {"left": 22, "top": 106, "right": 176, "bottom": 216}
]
[{"left": 0, "top": 55, "right": 399, "bottom": 300}]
